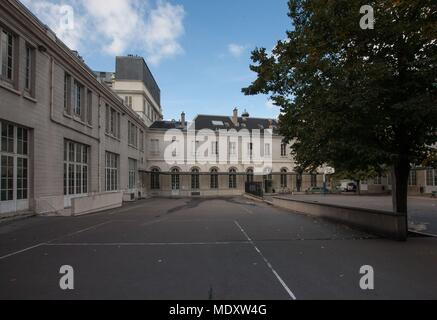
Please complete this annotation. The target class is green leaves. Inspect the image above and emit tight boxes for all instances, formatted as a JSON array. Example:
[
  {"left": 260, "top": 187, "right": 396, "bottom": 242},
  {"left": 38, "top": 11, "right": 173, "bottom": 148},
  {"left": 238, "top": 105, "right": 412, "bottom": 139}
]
[{"left": 243, "top": 0, "right": 437, "bottom": 173}]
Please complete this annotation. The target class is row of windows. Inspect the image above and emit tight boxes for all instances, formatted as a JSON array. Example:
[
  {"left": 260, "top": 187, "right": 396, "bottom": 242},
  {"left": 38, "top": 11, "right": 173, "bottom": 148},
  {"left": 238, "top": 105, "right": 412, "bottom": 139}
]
[
  {"left": 0, "top": 27, "right": 35, "bottom": 94},
  {"left": 124, "top": 96, "right": 161, "bottom": 123},
  {"left": 150, "top": 168, "right": 291, "bottom": 191},
  {"left": 152, "top": 139, "right": 288, "bottom": 157}
]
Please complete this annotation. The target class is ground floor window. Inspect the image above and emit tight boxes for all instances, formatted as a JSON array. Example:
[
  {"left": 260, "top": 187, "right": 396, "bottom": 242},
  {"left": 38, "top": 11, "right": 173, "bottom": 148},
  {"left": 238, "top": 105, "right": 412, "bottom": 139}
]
[
  {"left": 151, "top": 168, "right": 160, "bottom": 190},
  {"left": 171, "top": 168, "right": 180, "bottom": 190},
  {"left": 281, "top": 169, "right": 288, "bottom": 188},
  {"left": 64, "top": 140, "right": 88, "bottom": 196},
  {"left": 105, "top": 152, "right": 119, "bottom": 191},
  {"left": 310, "top": 174, "right": 317, "bottom": 187},
  {"left": 210, "top": 168, "right": 218, "bottom": 189},
  {"left": 246, "top": 169, "right": 254, "bottom": 183},
  {"left": 408, "top": 170, "right": 417, "bottom": 186},
  {"left": 426, "top": 169, "right": 436, "bottom": 187},
  {"left": 1, "top": 121, "right": 29, "bottom": 202},
  {"left": 191, "top": 168, "right": 200, "bottom": 190},
  {"left": 229, "top": 168, "right": 237, "bottom": 189},
  {"left": 128, "top": 158, "right": 137, "bottom": 190}
]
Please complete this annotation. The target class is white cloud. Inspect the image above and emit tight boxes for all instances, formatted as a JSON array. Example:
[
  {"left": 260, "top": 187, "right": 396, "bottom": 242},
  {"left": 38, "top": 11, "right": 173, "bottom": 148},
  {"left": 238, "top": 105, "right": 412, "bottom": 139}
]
[
  {"left": 21, "top": 0, "right": 186, "bottom": 65},
  {"left": 228, "top": 43, "right": 246, "bottom": 58},
  {"left": 266, "top": 99, "right": 276, "bottom": 109}
]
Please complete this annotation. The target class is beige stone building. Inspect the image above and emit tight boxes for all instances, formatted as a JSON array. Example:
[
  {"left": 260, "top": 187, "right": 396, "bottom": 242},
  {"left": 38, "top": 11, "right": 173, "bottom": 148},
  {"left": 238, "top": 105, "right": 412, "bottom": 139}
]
[{"left": 0, "top": 0, "right": 148, "bottom": 217}]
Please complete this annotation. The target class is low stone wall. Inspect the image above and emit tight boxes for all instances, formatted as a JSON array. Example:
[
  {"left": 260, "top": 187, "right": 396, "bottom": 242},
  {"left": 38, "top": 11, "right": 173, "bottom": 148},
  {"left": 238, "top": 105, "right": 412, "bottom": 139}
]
[
  {"left": 71, "top": 192, "right": 123, "bottom": 216},
  {"left": 272, "top": 196, "right": 408, "bottom": 241}
]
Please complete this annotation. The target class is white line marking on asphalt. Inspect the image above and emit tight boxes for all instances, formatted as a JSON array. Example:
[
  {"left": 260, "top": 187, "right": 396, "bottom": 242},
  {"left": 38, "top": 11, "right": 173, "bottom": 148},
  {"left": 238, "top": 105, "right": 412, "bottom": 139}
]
[
  {"left": 0, "top": 243, "right": 46, "bottom": 261},
  {"left": 0, "top": 221, "right": 113, "bottom": 260},
  {"left": 44, "top": 241, "right": 251, "bottom": 247},
  {"left": 234, "top": 220, "right": 297, "bottom": 300}
]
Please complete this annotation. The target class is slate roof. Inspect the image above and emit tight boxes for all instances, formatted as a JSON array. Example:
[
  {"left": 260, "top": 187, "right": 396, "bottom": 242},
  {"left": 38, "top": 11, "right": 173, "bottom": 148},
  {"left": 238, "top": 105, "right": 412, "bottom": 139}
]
[{"left": 149, "top": 114, "right": 279, "bottom": 133}]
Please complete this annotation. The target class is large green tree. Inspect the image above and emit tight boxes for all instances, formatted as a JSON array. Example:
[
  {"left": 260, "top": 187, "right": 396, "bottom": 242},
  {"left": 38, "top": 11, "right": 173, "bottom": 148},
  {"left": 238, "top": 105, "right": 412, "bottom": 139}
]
[{"left": 243, "top": 0, "right": 436, "bottom": 222}]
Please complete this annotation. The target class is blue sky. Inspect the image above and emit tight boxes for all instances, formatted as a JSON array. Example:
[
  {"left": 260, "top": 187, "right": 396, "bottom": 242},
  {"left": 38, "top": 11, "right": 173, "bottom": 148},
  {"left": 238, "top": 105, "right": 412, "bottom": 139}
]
[{"left": 23, "top": 0, "right": 291, "bottom": 121}]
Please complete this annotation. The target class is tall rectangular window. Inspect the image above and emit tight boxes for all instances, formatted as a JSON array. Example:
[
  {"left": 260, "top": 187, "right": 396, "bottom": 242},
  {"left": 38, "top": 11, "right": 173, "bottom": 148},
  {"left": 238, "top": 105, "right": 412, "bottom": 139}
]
[
  {"left": 281, "top": 143, "right": 287, "bottom": 157},
  {"left": 87, "top": 90, "right": 93, "bottom": 125},
  {"left": 0, "top": 30, "right": 14, "bottom": 81},
  {"left": 264, "top": 143, "right": 271, "bottom": 156},
  {"left": 229, "top": 142, "right": 236, "bottom": 156},
  {"left": 139, "top": 130, "right": 144, "bottom": 152},
  {"left": 128, "top": 158, "right": 137, "bottom": 190},
  {"left": 311, "top": 174, "right": 317, "bottom": 187},
  {"left": 25, "top": 46, "right": 34, "bottom": 91},
  {"left": 125, "top": 96, "right": 132, "bottom": 108},
  {"left": 106, "top": 106, "right": 120, "bottom": 138},
  {"left": 409, "top": 170, "right": 417, "bottom": 186},
  {"left": 150, "top": 139, "right": 159, "bottom": 155},
  {"left": 1, "top": 122, "right": 28, "bottom": 202},
  {"left": 105, "top": 152, "right": 119, "bottom": 191},
  {"left": 64, "top": 73, "right": 71, "bottom": 113},
  {"left": 128, "top": 121, "right": 138, "bottom": 147},
  {"left": 73, "top": 81, "right": 84, "bottom": 118},
  {"left": 63, "top": 140, "right": 89, "bottom": 196}
]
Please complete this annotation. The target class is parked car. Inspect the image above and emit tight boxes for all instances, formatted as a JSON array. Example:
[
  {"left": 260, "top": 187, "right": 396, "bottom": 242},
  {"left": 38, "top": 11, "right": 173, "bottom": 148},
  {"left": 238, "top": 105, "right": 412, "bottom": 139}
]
[
  {"left": 306, "top": 186, "right": 329, "bottom": 194},
  {"left": 339, "top": 182, "right": 357, "bottom": 192}
]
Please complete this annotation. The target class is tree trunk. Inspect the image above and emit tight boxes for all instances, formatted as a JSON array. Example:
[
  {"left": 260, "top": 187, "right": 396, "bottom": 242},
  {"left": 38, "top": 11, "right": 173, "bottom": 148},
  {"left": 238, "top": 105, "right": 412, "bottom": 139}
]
[
  {"left": 391, "top": 158, "right": 410, "bottom": 241},
  {"left": 392, "top": 160, "right": 410, "bottom": 214}
]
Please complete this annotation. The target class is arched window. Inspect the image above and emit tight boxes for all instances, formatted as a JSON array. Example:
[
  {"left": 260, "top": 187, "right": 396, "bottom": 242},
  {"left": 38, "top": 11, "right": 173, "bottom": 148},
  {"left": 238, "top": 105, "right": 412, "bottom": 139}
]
[
  {"left": 246, "top": 168, "right": 254, "bottom": 183},
  {"left": 191, "top": 168, "right": 200, "bottom": 190},
  {"left": 281, "top": 168, "right": 288, "bottom": 188},
  {"left": 210, "top": 168, "right": 218, "bottom": 189},
  {"left": 229, "top": 168, "right": 237, "bottom": 189},
  {"left": 150, "top": 168, "right": 160, "bottom": 190},
  {"left": 171, "top": 168, "right": 180, "bottom": 190}
]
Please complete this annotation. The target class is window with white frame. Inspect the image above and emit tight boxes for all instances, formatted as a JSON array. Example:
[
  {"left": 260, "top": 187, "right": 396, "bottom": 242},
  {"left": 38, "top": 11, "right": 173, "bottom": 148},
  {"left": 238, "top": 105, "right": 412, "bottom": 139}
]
[
  {"left": 64, "top": 73, "right": 71, "bottom": 113},
  {"left": 373, "top": 176, "right": 382, "bottom": 185},
  {"left": 210, "top": 168, "right": 218, "bottom": 189},
  {"left": 426, "top": 168, "right": 437, "bottom": 186},
  {"left": 106, "top": 105, "right": 120, "bottom": 138},
  {"left": 229, "top": 168, "right": 237, "bottom": 189},
  {"left": 281, "top": 169, "right": 288, "bottom": 188},
  {"left": 229, "top": 142, "right": 237, "bottom": 156},
  {"left": 310, "top": 174, "right": 317, "bottom": 187},
  {"left": 24, "top": 45, "right": 34, "bottom": 92},
  {"left": 151, "top": 168, "right": 160, "bottom": 190},
  {"left": 0, "top": 29, "right": 14, "bottom": 81},
  {"left": 125, "top": 96, "right": 132, "bottom": 108},
  {"left": 128, "top": 121, "right": 138, "bottom": 147},
  {"left": 150, "top": 139, "right": 159, "bottom": 155},
  {"left": 264, "top": 143, "right": 271, "bottom": 156},
  {"left": 73, "top": 80, "right": 84, "bottom": 118},
  {"left": 63, "top": 140, "right": 88, "bottom": 196},
  {"left": 139, "top": 130, "right": 144, "bottom": 152},
  {"left": 211, "top": 141, "right": 219, "bottom": 155},
  {"left": 87, "top": 90, "right": 93, "bottom": 125},
  {"left": 171, "top": 168, "right": 180, "bottom": 190},
  {"left": 1, "top": 122, "right": 29, "bottom": 202},
  {"left": 191, "top": 168, "right": 200, "bottom": 190},
  {"left": 281, "top": 143, "right": 287, "bottom": 157},
  {"left": 408, "top": 170, "right": 417, "bottom": 186},
  {"left": 105, "top": 152, "right": 119, "bottom": 191},
  {"left": 128, "top": 158, "right": 137, "bottom": 190},
  {"left": 246, "top": 169, "right": 254, "bottom": 183}
]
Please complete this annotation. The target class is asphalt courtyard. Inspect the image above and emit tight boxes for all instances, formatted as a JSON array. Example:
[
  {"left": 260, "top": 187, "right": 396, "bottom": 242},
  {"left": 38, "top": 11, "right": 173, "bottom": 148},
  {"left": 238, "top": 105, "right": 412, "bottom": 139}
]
[{"left": 0, "top": 197, "right": 436, "bottom": 300}]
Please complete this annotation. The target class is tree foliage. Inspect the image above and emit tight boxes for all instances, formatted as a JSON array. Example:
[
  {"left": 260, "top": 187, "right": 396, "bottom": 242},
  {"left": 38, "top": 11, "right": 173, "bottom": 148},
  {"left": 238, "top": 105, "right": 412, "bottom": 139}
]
[{"left": 243, "top": 0, "right": 437, "bottom": 175}]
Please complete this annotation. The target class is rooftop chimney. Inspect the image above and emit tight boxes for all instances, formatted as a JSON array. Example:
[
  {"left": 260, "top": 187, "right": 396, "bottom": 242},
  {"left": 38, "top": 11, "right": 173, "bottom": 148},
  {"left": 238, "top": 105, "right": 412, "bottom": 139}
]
[
  {"left": 181, "top": 112, "right": 186, "bottom": 129},
  {"left": 232, "top": 108, "right": 239, "bottom": 126}
]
